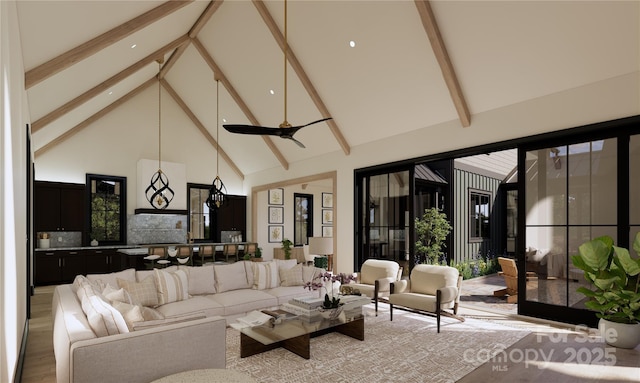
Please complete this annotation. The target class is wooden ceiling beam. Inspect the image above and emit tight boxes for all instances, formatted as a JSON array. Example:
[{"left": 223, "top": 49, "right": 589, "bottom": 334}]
[
  {"left": 252, "top": 0, "right": 351, "bottom": 155},
  {"left": 161, "top": 79, "right": 244, "bottom": 180},
  {"left": 32, "top": 35, "right": 189, "bottom": 133},
  {"left": 160, "top": 0, "right": 224, "bottom": 78},
  {"left": 414, "top": 0, "right": 471, "bottom": 127},
  {"left": 192, "top": 37, "right": 290, "bottom": 170},
  {"left": 35, "top": 78, "right": 156, "bottom": 158},
  {"left": 25, "top": 0, "right": 193, "bottom": 89}
]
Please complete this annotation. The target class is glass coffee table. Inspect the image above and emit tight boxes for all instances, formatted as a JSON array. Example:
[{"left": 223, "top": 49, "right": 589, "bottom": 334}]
[{"left": 238, "top": 298, "right": 368, "bottom": 359}]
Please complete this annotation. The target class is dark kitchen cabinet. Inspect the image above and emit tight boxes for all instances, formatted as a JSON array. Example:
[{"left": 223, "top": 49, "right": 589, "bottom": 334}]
[
  {"left": 215, "top": 195, "right": 247, "bottom": 241},
  {"left": 35, "top": 250, "right": 86, "bottom": 285},
  {"left": 85, "top": 249, "right": 123, "bottom": 275},
  {"left": 34, "top": 181, "right": 85, "bottom": 232}
]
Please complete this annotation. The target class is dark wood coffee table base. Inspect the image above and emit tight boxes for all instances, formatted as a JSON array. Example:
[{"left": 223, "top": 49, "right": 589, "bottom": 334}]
[{"left": 240, "top": 317, "right": 364, "bottom": 359}]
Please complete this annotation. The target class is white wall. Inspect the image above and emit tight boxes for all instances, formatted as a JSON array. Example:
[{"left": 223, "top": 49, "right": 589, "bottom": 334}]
[{"left": 1, "top": 1, "right": 29, "bottom": 381}]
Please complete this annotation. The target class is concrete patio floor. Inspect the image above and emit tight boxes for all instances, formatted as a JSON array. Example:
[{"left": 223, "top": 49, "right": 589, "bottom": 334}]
[{"left": 459, "top": 273, "right": 518, "bottom": 315}]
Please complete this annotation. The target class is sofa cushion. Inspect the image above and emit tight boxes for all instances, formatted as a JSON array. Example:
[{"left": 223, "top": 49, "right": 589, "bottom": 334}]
[
  {"left": 279, "top": 263, "right": 304, "bottom": 286},
  {"left": 214, "top": 262, "right": 251, "bottom": 292},
  {"left": 155, "top": 269, "right": 190, "bottom": 305},
  {"left": 136, "top": 266, "right": 178, "bottom": 283},
  {"left": 253, "top": 261, "right": 279, "bottom": 290},
  {"left": 118, "top": 275, "right": 158, "bottom": 307},
  {"left": 180, "top": 265, "right": 216, "bottom": 295},
  {"left": 131, "top": 312, "right": 207, "bottom": 331},
  {"left": 77, "top": 283, "right": 129, "bottom": 336},
  {"left": 155, "top": 296, "right": 225, "bottom": 318},
  {"left": 87, "top": 268, "right": 136, "bottom": 290},
  {"left": 209, "top": 289, "right": 278, "bottom": 317},
  {"left": 265, "top": 286, "right": 318, "bottom": 306}
]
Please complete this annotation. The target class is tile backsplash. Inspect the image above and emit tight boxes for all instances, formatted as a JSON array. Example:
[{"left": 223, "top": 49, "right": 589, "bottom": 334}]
[
  {"left": 36, "top": 231, "right": 82, "bottom": 248},
  {"left": 127, "top": 214, "right": 188, "bottom": 245}
]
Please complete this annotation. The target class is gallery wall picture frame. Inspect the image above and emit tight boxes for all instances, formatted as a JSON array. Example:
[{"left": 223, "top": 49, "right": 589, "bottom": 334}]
[
  {"left": 322, "top": 209, "right": 333, "bottom": 224},
  {"left": 268, "top": 206, "right": 284, "bottom": 224},
  {"left": 322, "top": 226, "right": 333, "bottom": 237},
  {"left": 269, "top": 188, "right": 284, "bottom": 205},
  {"left": 269, "top": 226, "right": 283, "bottom": 243},
  {"left": 322, "top": 192, "right": 333, "bottom": 208}
]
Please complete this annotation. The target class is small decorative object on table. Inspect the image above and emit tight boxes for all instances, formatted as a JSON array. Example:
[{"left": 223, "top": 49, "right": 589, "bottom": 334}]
[{"left": 305, "top": 271, "right": 357, "bottom": 320}]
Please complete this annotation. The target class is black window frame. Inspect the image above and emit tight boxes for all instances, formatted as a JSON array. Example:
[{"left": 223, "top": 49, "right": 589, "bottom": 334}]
[{"left": 469, "top": 189, "right": 491, "bottom": 242}]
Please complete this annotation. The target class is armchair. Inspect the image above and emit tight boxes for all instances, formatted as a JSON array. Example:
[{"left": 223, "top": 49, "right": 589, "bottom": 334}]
[
  {"left": 350, "top": 259, "right": 401, "bottom": 316},
  {"left": 389, "top": 264, "right": 463, "bottom": 332}
]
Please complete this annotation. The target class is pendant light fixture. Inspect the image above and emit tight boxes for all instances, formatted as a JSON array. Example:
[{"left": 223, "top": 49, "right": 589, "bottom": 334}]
[
  {"left": 145, "top": 59, "right": 175, "bottom": 209},
  {"left": 206, "top": 76, "right": 227, "bottom": 210}
]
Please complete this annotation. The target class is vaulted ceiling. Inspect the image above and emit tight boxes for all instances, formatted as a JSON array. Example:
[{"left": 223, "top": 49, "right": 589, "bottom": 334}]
[{"left": 18, "top": 1, "right": 639, "bottom": 178}]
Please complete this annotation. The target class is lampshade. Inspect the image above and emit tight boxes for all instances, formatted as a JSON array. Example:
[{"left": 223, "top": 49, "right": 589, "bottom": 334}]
[{"left": 308, "top": 237, "right": 333, "bottom": 256}]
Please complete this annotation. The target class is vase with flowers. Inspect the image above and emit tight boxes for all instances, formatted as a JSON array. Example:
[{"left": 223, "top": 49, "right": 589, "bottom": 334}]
[{"left": 305, "top": 272, "right": 356, "bottom": 319}]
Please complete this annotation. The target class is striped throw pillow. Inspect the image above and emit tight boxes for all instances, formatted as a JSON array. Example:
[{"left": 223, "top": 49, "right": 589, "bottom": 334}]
[{"left": 154, "top": 269, "right": 189, "bottom": 305}]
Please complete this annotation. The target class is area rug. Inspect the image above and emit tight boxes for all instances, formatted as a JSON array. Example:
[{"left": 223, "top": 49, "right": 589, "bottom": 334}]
[{"left": 226, "top": 305, "right": 530, "bottom": 383}]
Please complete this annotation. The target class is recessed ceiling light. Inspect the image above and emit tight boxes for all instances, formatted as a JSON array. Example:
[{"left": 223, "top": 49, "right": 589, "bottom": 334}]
[
  {"left": 222, "top": 118, "right": 227, "bottom": 123},
  {"left": 349, "top": 40, "right": 356, "bottom": 48},
  {"left": 269, "top": 89, "right": 275, "bottom": 95},
  {"left": 108, "top": 91, "right": 113, "bottom": 95},
  {"left": 131, "top": 44, "right": 137, "bottom": 49}
]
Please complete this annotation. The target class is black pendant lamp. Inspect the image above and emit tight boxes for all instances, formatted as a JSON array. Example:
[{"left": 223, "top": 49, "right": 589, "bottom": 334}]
[
  {"left": 145, "top": 59, "right": 175, "bottom": 209},
  {"left": 206, "top": 77, "right": 227, "bottom": 210}
]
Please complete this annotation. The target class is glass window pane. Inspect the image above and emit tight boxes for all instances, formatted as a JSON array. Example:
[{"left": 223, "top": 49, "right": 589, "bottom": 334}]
[{"left": 525, "top": 148, "right": 567, "bottom": 226}]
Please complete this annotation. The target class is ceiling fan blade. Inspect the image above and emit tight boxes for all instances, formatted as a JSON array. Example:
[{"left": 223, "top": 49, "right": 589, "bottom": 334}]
[
  {"left": 287, "top": 136, "right": 306, "bottom": 148},
  {"left": 223, "top": 124, "right": 282, "bottom": 136},
  {"left": 293, "top": 117, "right": 332, "bottom": 129}
]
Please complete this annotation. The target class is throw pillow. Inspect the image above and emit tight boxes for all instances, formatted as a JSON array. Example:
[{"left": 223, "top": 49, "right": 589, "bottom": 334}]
[
  {"left": 111, "top": 301, "right": 145, "bottom": 330},
  {"left": 102, "top": 285, "right": 135, "bottom": 304},
  {"left": 302, "top": 265, "right": 321, "bottom": 284},
  {"left": 214, "top": 262, "right": 251, "bottom": 292},
  {"left": 180, "top": 265, "right": 216, "bottom": 295},
  {"left": 253, "top": 261, "right": 279, "bottom": 290},
  {"left": 117, "top": 276, "right": 158, "bottom": 307},
  {"left": 79, "top": 290, "right": 129, "bottom": 337},
  {"left": 154, "top": 269, "right": 190, "bottom": 305},
  {"left": 279, "top": 263, "right": 305, "bottom": 286},
  {"left": 140, "top": 306, "right": 165, "bottom": 321},
  {"left": 87, "top": 268, "right": 136, "bottom": 291}
]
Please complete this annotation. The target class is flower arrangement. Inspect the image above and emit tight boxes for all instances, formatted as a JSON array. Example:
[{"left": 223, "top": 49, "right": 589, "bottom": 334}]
[{"left": 305, "top": 272, "right": 356, "bottom": 309}]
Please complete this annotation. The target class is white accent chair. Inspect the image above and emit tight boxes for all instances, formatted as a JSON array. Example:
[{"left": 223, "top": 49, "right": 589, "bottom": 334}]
[
  {"left": 389, "top": 264, "right": 464, "bottom": 332},
  {"left": 350, "top": 259, "right": 401, "bottom": 316}
]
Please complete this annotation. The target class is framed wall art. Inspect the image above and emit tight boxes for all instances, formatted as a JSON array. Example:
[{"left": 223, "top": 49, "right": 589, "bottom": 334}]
[
  {"left": 269, "top": 188, "right": 284, "bottom": 205},
  {"left": 322, "top": 192, "right": 333, "bottom": 208},
  {"left": 322, "top": 226, "right": 333, "bottom": 238},
  {"left": 269, "top": 226, "right": 283, "bottom": 243},
  {"left": 268, "top": 206, "right": 284, "bottom": 224},
  {"left": 322, "top": 209, "right": 333, "bottom": 224}
]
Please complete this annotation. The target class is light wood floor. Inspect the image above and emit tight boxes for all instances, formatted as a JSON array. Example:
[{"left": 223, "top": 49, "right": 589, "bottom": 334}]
[
  {"left": 22, "top": 285, "right": 56, "bottom": 383},
  {"left": 20, "top": 284, "right": 640, "bottom": 383}
]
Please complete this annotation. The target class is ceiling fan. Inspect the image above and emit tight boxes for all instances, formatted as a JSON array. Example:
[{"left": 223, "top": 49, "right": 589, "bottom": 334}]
[{"left": 223, "top": 0, "right": 331, "bottom": 148}]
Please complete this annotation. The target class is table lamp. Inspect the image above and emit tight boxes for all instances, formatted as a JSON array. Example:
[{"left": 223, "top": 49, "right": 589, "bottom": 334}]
[{"left": 309, "top": 237, "right": 333, "bottom": 272}]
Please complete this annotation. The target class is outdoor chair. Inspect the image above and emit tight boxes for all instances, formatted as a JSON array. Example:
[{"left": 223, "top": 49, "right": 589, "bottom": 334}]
[
  {"left": 350, "top": 259, "right": 402, "bottom": 316},
  {"left": 389, "top": 264, "right": 464, "bottom": 332},
  {"left": 493, "top": 256, "right": 537, "bottom": 303}
]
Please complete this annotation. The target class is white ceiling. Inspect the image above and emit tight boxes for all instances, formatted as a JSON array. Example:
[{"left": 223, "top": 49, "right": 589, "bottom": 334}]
[{"left": 18, "top": 0, "right": 640, "bottom": 177}]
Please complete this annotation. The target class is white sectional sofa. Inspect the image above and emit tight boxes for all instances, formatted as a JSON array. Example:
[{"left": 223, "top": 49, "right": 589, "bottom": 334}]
[{"left": 52, "top": 259, "right": 322, "bottom": 383}]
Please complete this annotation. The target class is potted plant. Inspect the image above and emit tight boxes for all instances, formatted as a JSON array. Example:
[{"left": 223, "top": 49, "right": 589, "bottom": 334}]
[
  {"left": 415, "top": 207, "right": 452, "bottom": 264},
  {"left": 571, "top": 232, "right": 640, "bottom": 348},
  {"left": 254, "top": 247, "right": 263, "bottom": 261},
  {"left": 281, "top": 238, "right": 293, "bottom": 260}
]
